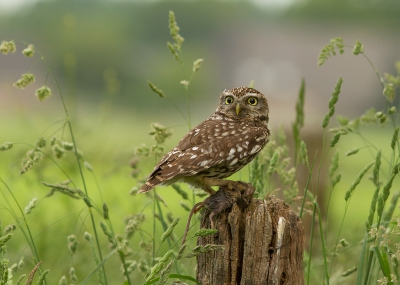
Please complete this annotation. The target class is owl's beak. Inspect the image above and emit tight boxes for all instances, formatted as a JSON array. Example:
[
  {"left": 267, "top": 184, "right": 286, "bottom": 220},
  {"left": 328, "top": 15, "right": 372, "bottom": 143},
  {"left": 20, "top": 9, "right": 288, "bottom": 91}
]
[{"left": 235, "top": 103, "right": 241, "bottom": 115}]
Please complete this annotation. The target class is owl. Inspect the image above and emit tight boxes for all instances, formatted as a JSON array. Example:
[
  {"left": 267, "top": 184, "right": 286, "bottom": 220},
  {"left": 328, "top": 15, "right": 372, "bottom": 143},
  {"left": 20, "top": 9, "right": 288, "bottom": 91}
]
[{"left": 139, "top": 87, "right": 270, "bottom": 195}]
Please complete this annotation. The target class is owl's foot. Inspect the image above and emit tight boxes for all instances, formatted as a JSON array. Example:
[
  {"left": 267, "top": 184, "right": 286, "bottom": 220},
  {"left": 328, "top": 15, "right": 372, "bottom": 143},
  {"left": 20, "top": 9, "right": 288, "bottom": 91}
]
[
  {"left": 203, "top": 186, "right": 216, "bottom": 195},
  {"left": 182, "top": 181, "right": 255, "bottom": 245}
]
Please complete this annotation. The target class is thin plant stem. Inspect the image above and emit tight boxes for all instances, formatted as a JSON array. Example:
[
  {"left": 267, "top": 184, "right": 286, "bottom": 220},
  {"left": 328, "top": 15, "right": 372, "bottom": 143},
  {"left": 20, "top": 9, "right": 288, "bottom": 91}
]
[
  {"left": 154, "top": 194, "right": 181, "bottom": 274},
  {"left": 299, "top": 155, "right": 316, "bottom": 218},
  {"left": 362, "top": 53, "right": 385, "bottom": 88},
  {"left": 329, "top": 199, "right": 350, "bottom": 276},
  {"left": 38, "top": 51, "right": 109, "bottom": 285},
  {"left": 153, "top": 189, "right": 156, "bottom": 266},
  {"left": 0, "top": 178, "right": 47, "bottom": 285},
  {"left": 88, "top": 169, "right": 132, "bottom": 284},
  {"left": 316, "top": 202, "right": 330, "bottom": 285},
  {"left": 166, "top": 97, "right": 189, "bottom": 127},
  {"left": 306, "top": 198, "right": 317, "bottom": 285}
]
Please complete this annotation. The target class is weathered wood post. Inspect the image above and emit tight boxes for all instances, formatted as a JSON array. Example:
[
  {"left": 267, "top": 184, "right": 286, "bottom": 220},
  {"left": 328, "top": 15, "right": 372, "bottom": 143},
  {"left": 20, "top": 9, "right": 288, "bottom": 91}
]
[{"left": 196, "top": 184, "right": 305, "bottom": 285}]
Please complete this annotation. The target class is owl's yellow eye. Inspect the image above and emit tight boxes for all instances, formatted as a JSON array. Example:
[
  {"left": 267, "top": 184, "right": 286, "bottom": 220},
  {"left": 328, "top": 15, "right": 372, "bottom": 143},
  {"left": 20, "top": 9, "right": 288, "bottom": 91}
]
[
  {"left": 247, "top": 97, "right": 258, "bottom": 106},
  {"left": 225, "top": 96, "right": 234, "bottom": 105}
]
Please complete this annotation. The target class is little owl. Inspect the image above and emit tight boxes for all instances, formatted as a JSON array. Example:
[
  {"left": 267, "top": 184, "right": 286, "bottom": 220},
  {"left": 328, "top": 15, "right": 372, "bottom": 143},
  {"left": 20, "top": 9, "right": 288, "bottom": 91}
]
[{"left": 139, "top": 87, "right": 270, "bottom": 195}]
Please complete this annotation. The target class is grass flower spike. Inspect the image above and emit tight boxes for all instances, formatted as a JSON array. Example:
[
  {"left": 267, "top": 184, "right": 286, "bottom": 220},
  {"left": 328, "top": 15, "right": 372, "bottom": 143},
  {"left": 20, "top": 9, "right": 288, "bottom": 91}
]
[
  {"left": 35, "top": 85, "right": 52, "bottom": 101},
  {"left": 0, "top": 40, "right": 16, "bottom": 54},
  {"left": 22, "top": 44, "right": 35, "bottom": 57},
  {"left": 14, "top": 73, "right": 35, "bottom": 89}
]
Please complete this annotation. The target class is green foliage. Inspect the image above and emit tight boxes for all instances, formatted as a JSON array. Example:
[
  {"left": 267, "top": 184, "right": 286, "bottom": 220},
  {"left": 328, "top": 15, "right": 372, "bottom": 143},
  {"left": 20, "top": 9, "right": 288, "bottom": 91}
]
[
  {"left": 167, "top": 11, "right": 185, "bottom": 63},
  {"left": 318, "top": 37, "right": 344, "bottom": 66},
  {"left": 2, "top": 10, "right": 400, "bottom": 285},
  {"left": 312, "top": 37, "right": 400, "bottom": 285},
  {"left": 344, "top": 161, "right": 374, "bottom": 201},
  {"left": 322, "top": 77, "right": 343, "bottom": 129}
]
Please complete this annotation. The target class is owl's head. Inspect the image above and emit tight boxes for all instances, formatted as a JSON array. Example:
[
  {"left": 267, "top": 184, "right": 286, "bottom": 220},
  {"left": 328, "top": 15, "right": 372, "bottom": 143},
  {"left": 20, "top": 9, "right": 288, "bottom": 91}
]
[{"left": 216, "top": 87, "right": 269, "bottom": 122}]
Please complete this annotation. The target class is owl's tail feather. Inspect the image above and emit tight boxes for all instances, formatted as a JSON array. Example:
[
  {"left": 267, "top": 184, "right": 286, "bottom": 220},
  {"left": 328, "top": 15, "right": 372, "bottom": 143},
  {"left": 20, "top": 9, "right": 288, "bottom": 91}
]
[{"left": 138, "top": 174, "right": 163, "bottom": 193}]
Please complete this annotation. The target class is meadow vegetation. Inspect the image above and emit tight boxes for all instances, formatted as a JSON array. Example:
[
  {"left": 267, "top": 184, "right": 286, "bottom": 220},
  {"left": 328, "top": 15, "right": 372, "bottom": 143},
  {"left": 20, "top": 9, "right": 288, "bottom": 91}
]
[{"left": 1, "top": 11, "right": 400, "bottom": 285}]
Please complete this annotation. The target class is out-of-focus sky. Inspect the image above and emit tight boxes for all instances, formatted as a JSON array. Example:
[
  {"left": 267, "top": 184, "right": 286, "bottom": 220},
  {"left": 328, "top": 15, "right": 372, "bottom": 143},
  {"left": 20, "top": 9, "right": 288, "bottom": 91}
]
[
  {"left": 0, "top": 0, "right": 298, "bottom": 14},
  {"left": 0, "top": 0, "right": 37, "bottom": 12}
]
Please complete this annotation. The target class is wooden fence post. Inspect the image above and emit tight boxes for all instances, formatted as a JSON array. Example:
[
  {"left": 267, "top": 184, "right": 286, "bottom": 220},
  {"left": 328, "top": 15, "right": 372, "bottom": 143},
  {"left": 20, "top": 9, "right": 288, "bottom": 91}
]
[{"left": 196, "top": 185, "right": 305, "bottom": 285}]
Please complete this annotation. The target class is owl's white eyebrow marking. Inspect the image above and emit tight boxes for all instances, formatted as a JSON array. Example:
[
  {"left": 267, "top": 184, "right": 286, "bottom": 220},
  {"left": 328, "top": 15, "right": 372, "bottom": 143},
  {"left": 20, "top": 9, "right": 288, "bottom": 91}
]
[
  {"left": 222, "top": 91, "right": 234, "bottom": 96},
  {"left": 245, "top": 93, "right": 259, "bottom": 97}
]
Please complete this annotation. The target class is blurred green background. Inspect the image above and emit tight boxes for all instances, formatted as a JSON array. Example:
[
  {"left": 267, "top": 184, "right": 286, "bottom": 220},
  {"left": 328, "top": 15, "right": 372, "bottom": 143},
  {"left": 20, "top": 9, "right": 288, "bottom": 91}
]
[{"left": 1, "top": 0, "right": 400, "bottom": 284}]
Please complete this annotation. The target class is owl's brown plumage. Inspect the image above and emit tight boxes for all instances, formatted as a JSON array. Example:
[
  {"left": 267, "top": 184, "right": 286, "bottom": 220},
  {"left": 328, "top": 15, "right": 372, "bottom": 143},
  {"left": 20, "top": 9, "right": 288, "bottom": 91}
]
[{"left": 139, "top": 87, "right": 270, "bottom": 194}]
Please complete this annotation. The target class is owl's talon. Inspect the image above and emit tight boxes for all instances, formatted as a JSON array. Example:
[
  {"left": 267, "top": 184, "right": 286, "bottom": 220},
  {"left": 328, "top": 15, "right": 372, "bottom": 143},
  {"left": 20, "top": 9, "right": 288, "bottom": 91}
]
[
  {"left": 182, "top": 201, "right": 205, "bottom": 245},
  {"left": 204, "top": 187, "right": 216, "bottom": 195}
]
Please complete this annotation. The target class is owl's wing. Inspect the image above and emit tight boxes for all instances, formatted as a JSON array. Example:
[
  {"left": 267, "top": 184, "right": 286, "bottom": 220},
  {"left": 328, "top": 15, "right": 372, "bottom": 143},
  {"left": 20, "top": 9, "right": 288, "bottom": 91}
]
[{"left": 152, "top": 118, "right": 269, "bottom": 180}]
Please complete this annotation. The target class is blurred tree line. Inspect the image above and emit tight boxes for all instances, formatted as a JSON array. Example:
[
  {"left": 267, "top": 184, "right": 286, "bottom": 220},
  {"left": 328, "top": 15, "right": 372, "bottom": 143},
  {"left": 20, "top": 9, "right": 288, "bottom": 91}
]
[{"left": 1, "top": 0, "right": 399, "bottom": 117}]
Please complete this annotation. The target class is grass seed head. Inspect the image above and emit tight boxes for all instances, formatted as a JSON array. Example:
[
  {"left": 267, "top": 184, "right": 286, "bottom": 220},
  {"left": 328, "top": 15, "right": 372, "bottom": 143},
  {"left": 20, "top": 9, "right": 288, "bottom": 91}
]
[
  {"left": 0, "top": 142, "right": 13, "bottom": 151},
  {"left": 193, "top": 58, "right": 204, "bottom": 72},
  {"left": 59, "top": 276, "right": 67, "bottom": 285},
  {"left": 24, "top": 198, "right": 37, "bottom": 214},
  {"left": 0, "top": 40, "right": 16, "bottom": 54},
  {"left": 14, "top": 73, "right": 35, "bottom": 89},
  {"left": 22, "top": 44, "right": 35, "bottom": 57}
]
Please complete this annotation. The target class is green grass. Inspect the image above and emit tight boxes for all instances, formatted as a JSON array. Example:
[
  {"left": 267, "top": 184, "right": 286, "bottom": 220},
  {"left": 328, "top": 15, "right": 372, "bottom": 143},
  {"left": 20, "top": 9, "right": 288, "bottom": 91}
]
[
  {"left": 2, "top": 106, "right": 398, "bottom": 284},
  {"left": 0, "top": 108, "right": 201, "bottom": 283},
  {"left": 2, "top": 19, "right": 400, "bottom": 285}
]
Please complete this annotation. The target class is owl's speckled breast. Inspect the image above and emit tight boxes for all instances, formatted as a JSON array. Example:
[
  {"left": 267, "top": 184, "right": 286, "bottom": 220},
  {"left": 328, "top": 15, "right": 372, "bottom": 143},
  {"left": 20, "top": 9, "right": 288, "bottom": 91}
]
[
  {"left": 195, "top": 118, "right": 269, "bottom": 179},
  {"left": 139, "top": 86, "right": 270, "bottom": 194}
]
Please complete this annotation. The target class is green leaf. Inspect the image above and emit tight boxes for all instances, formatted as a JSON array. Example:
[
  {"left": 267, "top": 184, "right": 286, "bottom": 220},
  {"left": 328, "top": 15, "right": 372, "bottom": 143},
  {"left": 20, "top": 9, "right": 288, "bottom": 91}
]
[
  {"left": 371, "top": 246, "right": 391, "bottom": 280},
  {"left": 344, "top": 161, "right": 374, "bottom": 201}
]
